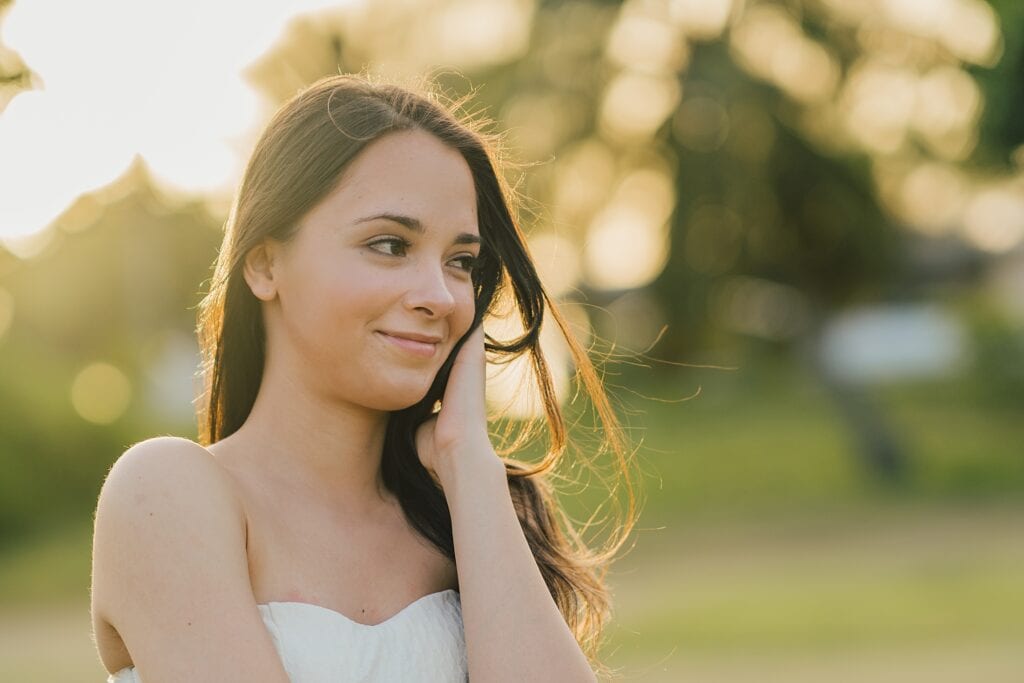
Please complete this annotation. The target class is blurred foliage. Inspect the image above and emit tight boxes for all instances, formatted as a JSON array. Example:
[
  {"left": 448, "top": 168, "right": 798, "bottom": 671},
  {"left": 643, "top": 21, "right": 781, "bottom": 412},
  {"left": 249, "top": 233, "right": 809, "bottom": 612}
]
[
  {"left": 0, "top": 170, "right": 221, "bottom": 548},
  {"left": 1, "top": 0, "right": 1023, "bottom": 550},
  {"left": 961, "top": 300, "right": 1024, "bottom": 407},
  {"left": 1, "top": 3, "right": 1023, "bottom": 680}
]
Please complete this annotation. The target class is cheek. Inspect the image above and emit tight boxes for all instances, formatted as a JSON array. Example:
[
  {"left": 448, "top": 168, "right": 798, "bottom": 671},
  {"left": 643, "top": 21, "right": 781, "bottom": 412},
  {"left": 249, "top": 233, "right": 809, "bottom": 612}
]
[
  {"left": 455, "top": 289, "right": 478, "bottom": 335},
  {"left": 290, "top": 270, "right": 380, "bottom": 342}
]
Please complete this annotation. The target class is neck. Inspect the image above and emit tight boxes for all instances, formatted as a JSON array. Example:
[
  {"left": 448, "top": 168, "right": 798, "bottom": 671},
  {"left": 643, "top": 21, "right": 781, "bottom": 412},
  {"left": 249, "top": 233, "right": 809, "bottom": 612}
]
[{"left": 210, "top": 346, "right": 395, "bottom": 516}]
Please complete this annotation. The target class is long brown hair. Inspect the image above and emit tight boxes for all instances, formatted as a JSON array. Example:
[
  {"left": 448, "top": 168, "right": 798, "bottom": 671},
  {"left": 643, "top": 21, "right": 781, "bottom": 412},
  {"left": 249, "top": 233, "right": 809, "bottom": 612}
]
[{"left": 195, "top": 71, "right": 639, "bottom": 673}]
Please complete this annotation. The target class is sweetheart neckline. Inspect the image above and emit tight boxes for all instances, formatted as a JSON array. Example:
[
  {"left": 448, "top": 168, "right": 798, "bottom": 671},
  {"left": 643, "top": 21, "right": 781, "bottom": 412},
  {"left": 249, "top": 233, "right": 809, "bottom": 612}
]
[
  {"left": 257, "top": 588, "right": 459, "bottom": 629},
  {"left": 108, "top": 589, "right": 462, "bottom": 677}
]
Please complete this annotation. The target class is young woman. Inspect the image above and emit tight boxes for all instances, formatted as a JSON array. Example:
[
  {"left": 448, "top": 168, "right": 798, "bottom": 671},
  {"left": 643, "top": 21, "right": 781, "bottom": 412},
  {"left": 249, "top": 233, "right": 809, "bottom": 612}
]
[{"left": 91, "top": 72, "right": 637, "bottom": 682}]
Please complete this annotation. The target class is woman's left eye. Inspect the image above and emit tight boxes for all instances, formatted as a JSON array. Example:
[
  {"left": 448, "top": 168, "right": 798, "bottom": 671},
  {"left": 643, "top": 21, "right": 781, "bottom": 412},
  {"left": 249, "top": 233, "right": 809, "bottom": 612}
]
[
  {"left": 368, "top": 238, "right": 477, "bottom": 273},
  {"left": 451, "top": 254, "right": 478, "bottom": 272}
]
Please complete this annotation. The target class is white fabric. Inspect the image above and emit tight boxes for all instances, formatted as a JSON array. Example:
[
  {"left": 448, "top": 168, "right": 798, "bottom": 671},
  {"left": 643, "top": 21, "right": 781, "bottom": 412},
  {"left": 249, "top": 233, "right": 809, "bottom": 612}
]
[{"left": 106, "top": 589, "right": 467, "bottom": 682}]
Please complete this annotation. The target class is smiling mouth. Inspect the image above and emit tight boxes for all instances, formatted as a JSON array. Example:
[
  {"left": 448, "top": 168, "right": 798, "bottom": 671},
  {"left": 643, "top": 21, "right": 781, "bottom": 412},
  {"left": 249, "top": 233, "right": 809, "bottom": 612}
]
[{"left": 376, "top": 332, "right": 439, "bottom": 358}]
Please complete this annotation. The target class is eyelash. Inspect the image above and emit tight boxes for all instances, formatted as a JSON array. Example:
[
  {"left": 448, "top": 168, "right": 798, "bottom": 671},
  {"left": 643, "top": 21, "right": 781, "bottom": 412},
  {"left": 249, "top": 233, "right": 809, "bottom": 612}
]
[{"left": 367, "top": 236, "right": 479, "bottom": 273}]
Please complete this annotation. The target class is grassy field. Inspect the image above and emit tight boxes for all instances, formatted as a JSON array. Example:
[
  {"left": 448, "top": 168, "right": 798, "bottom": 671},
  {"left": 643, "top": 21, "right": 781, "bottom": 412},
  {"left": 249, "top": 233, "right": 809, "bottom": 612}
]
[
  {"left": 2, "top": 363, "right": 1021, "bottom": 681},
  {"left": 601, "top": 499, "right": 1024, "bottom": 681},
  {"left": 1, "top": 499, "right": 1022, "bottom": 681}
]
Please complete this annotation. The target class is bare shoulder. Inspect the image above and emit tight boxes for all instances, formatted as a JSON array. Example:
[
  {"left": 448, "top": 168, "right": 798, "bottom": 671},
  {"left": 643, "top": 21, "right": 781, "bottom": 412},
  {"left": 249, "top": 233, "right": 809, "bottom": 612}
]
[
  {"left": 91, "top": 436, "right": 289, "bottom": 681},
  {"left": 100, "top": 434, "right": 229, "bottom": 485},
  {"left": 95, "top": 436, "right": 241, "bottom": 521},
  {"left": 92, "top": 436, "right": 245, "bottom": 592}
]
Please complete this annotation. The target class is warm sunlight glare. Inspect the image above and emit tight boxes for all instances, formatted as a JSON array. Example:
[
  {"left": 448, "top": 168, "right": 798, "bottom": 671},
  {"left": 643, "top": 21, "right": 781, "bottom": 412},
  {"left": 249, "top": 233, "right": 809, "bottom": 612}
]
[{"left": 0, "top": 0, "right": 354, "bottom": 242}]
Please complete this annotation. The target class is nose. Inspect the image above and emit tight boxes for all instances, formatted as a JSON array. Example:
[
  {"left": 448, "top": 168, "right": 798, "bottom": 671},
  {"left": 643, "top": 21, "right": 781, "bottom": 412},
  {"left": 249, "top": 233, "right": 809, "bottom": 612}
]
[{"left": 403, "top": 262, "right": 457, "bottom": 319}]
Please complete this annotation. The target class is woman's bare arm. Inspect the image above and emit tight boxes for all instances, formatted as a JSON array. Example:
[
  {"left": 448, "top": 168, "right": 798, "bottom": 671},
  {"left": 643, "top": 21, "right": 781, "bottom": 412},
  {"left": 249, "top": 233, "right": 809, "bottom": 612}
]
[
  {"left": 91, "top": 436, "right": 291, "bottom": 683},
  {"left": 439, "top": 440, "right": 597, "bottom": 683}
]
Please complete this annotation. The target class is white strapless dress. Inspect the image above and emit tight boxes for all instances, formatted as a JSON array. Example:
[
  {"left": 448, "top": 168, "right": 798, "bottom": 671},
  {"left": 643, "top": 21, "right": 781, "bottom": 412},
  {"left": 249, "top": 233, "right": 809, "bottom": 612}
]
[{"left": 106, "top": 589, "right": 467, "bottom": 682}]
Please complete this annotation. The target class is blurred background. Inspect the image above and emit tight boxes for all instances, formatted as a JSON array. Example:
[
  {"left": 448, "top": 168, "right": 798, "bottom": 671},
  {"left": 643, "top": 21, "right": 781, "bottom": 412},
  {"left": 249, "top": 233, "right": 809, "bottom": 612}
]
[{"left": 1, "top": 0, "right": 1022, "bottom": 680}]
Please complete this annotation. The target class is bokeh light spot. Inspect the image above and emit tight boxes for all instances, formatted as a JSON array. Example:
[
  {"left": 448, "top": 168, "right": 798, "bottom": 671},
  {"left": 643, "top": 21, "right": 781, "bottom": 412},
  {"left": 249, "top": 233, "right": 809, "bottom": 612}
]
[{"left": 71, "top": 362, "right": 132, "bottom": 425}]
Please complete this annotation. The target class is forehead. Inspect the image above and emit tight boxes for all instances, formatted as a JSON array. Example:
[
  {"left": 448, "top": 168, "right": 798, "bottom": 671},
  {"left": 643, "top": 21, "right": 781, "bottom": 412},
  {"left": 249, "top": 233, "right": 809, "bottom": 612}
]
[{"left": 308, "top": 129, "right": 479, "bottom": 236}]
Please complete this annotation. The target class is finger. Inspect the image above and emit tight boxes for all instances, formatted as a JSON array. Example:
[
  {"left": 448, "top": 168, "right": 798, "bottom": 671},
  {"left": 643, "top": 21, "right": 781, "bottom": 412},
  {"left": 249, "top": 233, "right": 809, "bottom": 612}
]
[
  {"left": 439, "top": 325, "right": 486, "bottom": 419},
  {"left": 453, "top": 325, "right": 486, "bottom": 394}
]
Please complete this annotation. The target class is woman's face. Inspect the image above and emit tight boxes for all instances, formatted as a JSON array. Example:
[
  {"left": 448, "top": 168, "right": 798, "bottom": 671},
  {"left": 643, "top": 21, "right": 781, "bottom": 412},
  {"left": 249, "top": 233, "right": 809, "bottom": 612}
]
[{"left": 249, "top": 128, "right": 481, "bottom": 411}]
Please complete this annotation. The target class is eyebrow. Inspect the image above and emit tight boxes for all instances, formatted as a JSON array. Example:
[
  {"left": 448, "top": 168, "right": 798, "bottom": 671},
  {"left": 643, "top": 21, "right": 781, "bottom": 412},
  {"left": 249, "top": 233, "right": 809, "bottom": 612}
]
[{"left": 355, "top": 212, "right": 481, "bottom": 246}]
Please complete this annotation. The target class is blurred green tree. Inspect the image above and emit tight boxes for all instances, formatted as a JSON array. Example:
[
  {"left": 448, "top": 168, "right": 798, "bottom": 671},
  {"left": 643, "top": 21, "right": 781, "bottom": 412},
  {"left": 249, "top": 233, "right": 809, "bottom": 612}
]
[{"left": 1, "top": 0, "right": 1022, "bottom": 541}]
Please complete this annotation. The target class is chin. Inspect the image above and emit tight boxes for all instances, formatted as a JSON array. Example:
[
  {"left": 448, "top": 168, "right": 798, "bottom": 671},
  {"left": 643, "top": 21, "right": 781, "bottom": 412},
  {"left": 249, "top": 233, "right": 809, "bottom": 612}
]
[{"left": 367, "top": 383, "right": 432, "bottom": 412}]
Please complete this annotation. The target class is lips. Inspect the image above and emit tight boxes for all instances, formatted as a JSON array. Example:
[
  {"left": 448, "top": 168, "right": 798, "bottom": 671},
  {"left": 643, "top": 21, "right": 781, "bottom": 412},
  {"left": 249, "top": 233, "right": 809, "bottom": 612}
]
[
  {"left": 377, "top": 331, "right": 440, "bottom": 358},
  {"left": 379, "top": 330, "right": 443, "bottom": 344}
]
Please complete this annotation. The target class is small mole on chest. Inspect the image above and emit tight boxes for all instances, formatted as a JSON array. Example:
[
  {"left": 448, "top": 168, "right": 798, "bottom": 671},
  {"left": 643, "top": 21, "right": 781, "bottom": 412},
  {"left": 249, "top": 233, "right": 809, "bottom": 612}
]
[{"left": 284, "top": 589, "right": 369, "bottom": 616}]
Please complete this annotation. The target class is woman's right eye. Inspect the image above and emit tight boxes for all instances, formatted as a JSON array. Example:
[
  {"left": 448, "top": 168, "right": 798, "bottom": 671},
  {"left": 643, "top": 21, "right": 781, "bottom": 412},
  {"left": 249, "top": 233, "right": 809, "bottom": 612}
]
[{"left": 367, "top": 237, "right": 409, "bottom": 256}]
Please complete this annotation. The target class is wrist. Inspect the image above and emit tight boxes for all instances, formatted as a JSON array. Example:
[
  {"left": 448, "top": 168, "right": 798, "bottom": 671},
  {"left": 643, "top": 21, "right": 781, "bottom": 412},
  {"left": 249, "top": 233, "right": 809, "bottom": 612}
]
[{"left": 435, "top": 440, "right": 504, "bottom": 493}]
